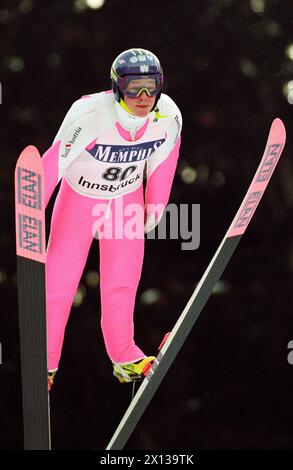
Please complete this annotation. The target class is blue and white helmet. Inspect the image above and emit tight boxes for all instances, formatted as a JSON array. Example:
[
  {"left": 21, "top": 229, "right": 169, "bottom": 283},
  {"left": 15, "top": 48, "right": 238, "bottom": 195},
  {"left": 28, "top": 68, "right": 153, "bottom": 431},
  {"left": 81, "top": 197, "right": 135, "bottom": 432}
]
[{"left": 110, "top": 48, "right": 164, "bottom": 107}]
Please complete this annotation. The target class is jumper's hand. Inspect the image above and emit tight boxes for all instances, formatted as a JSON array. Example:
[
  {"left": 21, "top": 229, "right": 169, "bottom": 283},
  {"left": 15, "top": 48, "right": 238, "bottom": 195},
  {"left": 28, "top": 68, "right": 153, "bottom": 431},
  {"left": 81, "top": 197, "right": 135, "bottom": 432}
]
[{"left": 144, "top": 212, "right": 159, "bottom": 234}]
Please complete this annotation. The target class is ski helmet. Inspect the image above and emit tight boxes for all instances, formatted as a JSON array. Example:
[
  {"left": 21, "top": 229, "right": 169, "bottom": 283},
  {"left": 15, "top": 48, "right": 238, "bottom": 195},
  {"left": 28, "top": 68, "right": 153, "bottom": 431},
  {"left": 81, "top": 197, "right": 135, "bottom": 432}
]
[{"left": 110, "top": 48, "right": 163, "bottom": 109}]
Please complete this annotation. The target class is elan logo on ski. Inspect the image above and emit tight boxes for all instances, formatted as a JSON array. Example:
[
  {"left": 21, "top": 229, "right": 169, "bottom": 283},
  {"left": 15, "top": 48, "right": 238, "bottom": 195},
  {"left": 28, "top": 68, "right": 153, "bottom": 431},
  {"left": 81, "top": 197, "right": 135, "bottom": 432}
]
[
  {"left": 231, "top": 143, "right": 284, "bottom": 231},
  {"left": 17, "top": 168, "right": 43, "bottom": 254},
  {"left": 15, "top": 146, "right": 46, "bottom": 263},
  {"left": 17, "top": 212, "right": 43, "bottom": 254},
  {"left": 17, "top": 168, "right": 42, "bottom": 210},
  {"left": 256, "top": 143, "right": 283, "bottom": 182},
  {"left": 227, "top": 123, "right": 285, "bottom": 238}
]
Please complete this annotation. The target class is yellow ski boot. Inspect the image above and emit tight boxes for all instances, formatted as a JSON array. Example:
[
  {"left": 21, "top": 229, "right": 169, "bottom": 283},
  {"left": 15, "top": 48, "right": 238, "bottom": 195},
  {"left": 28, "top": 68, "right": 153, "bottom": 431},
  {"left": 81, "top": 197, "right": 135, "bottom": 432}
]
[
  {"left": 113, "top": 356, "right": 156, "bottom": 383},
  {"left": 48, "top": 370, "right": 57, "bottom": 391}
]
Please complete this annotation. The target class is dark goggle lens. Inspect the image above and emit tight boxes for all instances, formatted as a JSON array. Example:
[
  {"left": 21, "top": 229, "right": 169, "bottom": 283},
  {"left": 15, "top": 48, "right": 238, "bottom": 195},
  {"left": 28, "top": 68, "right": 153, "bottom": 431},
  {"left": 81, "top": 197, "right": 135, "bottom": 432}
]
[{"left": 121, "top": 75, "right": 162, "bottom": 98}]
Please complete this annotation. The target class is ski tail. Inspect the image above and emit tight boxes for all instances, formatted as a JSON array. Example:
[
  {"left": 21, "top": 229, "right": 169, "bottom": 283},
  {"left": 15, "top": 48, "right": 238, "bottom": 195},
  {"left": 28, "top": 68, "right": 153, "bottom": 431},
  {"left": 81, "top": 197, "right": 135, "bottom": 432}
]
[
  {"left": 15, "top": 146, "right": 51, "bottom": 450},
  {"left": 106, "top": 118, "right": 286, "bottom": 450}
]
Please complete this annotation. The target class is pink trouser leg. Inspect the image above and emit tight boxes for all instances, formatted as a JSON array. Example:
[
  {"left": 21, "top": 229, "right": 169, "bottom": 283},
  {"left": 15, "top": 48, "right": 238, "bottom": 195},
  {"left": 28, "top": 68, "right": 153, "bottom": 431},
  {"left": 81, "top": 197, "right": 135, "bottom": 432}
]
[
  {"left": 99, "top": 187, "right": 145, "bottom": 363},
  {"left": 46, "top": 179, "right": 145, "bottom": 370},
  {"left": 46, "top": 180, "right": 95, "bottom": 370}
]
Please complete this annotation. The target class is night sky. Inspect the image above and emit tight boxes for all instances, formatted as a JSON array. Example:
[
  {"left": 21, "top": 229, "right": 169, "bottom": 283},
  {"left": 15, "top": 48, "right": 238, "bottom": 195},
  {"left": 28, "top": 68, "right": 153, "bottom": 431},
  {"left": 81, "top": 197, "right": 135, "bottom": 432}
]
[{"left": 1, "top": 0, "right": 293, "bottom": 450}]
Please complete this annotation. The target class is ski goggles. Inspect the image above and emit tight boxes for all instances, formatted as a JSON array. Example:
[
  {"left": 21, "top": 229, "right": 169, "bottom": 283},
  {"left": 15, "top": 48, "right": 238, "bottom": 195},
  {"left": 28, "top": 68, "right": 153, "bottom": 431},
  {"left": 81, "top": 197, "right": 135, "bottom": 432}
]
[{"left": 119, "top": 74, "right": 163, "bottom": 98}]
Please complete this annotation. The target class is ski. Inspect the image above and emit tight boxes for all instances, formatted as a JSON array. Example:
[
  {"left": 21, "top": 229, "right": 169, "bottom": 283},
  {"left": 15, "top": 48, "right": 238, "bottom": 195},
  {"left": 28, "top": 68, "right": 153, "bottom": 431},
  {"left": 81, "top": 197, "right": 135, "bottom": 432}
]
[
  {"left": 15, "top": 145, "right": 51, "bottom": 449},
  {"left": 106, "top": 118, "right": 286, "bottom": 450}
]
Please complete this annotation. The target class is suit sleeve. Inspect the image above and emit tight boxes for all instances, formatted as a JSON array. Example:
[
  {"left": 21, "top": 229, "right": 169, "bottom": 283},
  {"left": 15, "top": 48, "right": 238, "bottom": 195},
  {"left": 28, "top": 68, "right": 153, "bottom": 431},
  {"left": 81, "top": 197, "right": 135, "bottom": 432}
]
[
  {"left": 144, "top": 103, "right": 182, "bottom": 233},
  {"left": 42, "top": 140, "right": 62, "bottom": 208},
  {"left": 42, "top": 96, "right": 99, "bottom": 208}
]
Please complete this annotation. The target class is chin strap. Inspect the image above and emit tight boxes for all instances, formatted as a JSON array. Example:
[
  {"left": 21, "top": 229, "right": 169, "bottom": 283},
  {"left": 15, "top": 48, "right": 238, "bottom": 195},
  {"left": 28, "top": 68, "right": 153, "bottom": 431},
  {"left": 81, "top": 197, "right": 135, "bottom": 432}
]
[
  {"left": 119, "top": 98, "right": 168, "bottom": 126},
  {"left": 119, "top": 98, "right": 136, "bottom": 116},
  {"left": 119, "top": 99, "right": 167, "bottom": 122}
]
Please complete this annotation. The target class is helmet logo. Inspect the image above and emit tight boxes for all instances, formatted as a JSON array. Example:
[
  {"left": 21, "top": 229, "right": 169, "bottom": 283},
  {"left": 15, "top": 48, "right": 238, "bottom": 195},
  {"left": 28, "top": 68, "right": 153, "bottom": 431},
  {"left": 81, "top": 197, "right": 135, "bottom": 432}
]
[
  {"left": 140, "top": 64, "right": 149, "bottom": 73},
  {"left": 129, "top": 55, "right": 153, "bottom": 64}
]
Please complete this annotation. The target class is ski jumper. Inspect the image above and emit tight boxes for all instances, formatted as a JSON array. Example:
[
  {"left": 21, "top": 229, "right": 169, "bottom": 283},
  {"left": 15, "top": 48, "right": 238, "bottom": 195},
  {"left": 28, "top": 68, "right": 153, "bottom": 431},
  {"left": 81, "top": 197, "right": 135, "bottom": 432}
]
[{"left": 43, "top": 91, "right": 182, "bottom": 371}]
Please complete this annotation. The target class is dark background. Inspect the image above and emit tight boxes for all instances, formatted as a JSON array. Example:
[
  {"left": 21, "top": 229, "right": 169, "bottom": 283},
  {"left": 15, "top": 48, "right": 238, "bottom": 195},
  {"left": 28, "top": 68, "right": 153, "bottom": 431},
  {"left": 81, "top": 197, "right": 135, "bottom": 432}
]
[{"left": 1, "top": 0, "right": 293, "bottom": 450}]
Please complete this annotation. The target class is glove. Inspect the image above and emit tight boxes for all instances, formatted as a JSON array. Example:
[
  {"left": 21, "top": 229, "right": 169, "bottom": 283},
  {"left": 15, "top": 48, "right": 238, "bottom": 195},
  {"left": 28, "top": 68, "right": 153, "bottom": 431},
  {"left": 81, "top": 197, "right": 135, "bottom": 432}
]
[{"left": 144, "top": 212, "right": 159, "bottom": 234}]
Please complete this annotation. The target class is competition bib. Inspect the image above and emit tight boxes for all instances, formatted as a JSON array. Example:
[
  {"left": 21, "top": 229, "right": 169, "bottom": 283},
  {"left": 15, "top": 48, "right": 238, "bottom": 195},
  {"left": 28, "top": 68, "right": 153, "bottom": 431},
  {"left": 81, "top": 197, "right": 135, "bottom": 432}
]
[{"left": 65, "top": 138, "right": 165, "bottom": 199}]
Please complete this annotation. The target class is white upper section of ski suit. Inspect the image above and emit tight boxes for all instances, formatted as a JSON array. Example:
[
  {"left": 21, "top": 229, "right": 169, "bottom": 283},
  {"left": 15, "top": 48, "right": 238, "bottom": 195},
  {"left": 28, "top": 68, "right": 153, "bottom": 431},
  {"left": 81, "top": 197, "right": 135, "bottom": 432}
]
[{"left": 52, "top": 91, "right": 182, "bottom": 200}]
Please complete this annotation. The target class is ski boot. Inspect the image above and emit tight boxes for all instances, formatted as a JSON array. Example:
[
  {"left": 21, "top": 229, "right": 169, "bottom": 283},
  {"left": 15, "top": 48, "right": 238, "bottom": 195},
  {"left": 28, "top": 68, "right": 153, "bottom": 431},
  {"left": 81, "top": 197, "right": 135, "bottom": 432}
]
[
  {"left": 113, "top": 356, "right": 156, "bottom": 383},
  {"left": 48, "top": 370, "right": 57, "bottom": 391}
]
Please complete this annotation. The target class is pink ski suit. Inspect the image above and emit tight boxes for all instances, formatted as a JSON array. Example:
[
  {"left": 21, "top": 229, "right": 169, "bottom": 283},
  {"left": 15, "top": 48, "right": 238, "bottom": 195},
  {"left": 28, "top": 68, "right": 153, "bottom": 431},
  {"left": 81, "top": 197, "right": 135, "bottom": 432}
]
[{"left": 43, "top": 90, "right": 182, "bottom": 371}]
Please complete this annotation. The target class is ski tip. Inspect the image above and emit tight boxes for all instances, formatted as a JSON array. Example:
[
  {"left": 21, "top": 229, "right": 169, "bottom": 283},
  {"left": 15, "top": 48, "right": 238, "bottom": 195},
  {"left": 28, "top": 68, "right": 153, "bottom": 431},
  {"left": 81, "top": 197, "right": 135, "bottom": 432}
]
[
  {"left": 272, "top": 117, "right": 285, "bottom": 127},
  {"left": 271, "top": 118, "right": 286, "bottom": 143},
  {"left": 19, "top": 145, "right": 41, "bottom": 159},
  {"left": 15, "top": 145, "right": 42, "bottom": 174}
]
